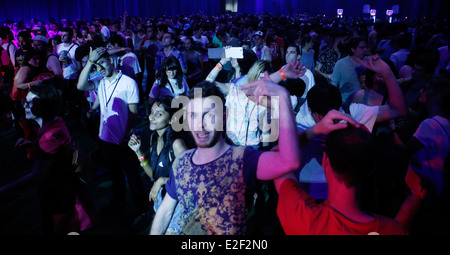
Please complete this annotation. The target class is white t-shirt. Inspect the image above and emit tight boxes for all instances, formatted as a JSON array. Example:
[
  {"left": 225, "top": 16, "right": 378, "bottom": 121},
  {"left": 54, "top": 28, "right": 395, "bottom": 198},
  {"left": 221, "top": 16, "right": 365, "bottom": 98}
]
[
  {"left": 296, "top": 102, "right": 379, "bottom": 133},
  {"left": 96, "top": 71, "right": 139, "bottom": 144},
  {"left": 299, "top": 68, "right": 315, "bottom": 98},
  {"left": 252, "top": 46, "right": 269, "bottom": 61},
  {"left": 112, "top": 52, "right": 142, "bottom": 80},
  {"left": 225, "top": 84, "right": 269, "bottom": 146},
  {"left": 192, "top": 35, "right": 209, "bottom": 62},
  {"left": 100, "top": 26, "right": 110, "bottom": 41},
  {"left": 192, "top": 35, "right": 209, "bottom": 48},
  {"left": 56, "top": 42, "right": 80, "bottom": 79}
]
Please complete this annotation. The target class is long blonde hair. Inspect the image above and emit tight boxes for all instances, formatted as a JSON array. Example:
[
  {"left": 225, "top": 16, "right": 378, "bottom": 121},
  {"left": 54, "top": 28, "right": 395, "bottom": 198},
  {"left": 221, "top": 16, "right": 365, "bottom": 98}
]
[{"left": 245, "top": 60, "right": 271, "bottom": 84}]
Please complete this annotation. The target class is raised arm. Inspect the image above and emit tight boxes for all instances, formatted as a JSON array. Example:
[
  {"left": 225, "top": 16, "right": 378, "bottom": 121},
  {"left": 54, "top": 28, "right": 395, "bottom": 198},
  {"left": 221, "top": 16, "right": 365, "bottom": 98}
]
[
  {"left": 356, "top": 55, "right": 407, "bottom": 122},
  {"left": 240, "top": 72, "right": 300, "bottom": 180},
  {"left": 269, "top": 60, "right": 306, "bottom": 84},
  {"left": 275, "top": 110, "right": 360, "bottom": 191},
  {"left": 299, "top": 110, "right": 359, "bottom": 146},
  {"left": 205, "top": 58, "right": 233, "bottom": 95},
  {"left": 77, "top": 47, "right": 106, "bottom": 91},
  {"left": 128, "top": 134, "right": 154, "bottom": 180}
]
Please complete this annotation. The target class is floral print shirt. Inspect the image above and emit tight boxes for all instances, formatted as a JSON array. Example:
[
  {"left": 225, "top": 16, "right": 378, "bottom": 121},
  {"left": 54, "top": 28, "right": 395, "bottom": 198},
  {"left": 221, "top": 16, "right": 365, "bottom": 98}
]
[{"left": 165, "top": 146, "right": 262, "bottom": 235}]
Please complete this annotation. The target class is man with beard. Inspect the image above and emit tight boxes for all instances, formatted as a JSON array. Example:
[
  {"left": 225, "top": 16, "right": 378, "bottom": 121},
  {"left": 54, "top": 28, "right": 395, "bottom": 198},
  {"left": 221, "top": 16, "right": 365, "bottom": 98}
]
[{"left": 150, "top": 61, "right": 305, "bottom": 235}]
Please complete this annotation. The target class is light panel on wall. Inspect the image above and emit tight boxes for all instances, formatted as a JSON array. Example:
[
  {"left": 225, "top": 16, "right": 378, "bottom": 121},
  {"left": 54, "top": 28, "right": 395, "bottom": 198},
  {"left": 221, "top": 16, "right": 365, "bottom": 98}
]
[{"left": 370, "top": 9, "right": 376, "bottom": 22}]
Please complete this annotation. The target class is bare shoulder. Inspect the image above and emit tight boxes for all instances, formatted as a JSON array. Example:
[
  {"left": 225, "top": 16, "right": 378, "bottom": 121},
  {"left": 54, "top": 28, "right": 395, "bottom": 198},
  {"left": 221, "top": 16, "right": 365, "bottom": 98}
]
[{"left": 173, "top": 138, "right": 189, "bottom": 157}]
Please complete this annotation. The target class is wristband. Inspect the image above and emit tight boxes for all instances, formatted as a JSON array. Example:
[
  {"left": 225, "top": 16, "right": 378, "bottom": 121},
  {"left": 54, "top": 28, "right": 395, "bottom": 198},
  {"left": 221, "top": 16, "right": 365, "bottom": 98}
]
[
  {"left": 28, "top": 83, "right": 31, "bottom": 89},
  {"left": 138, "top": 155, "right": 146, "bottom": 162},
  {"left": 216, "top": 62, "right": 223, "bottom": 70},
  {"left": 279, "top": 69, "right": 287, "bottom": 81},
  {"left": 140, "top": 160, "right": 149, "bottom": 167}
]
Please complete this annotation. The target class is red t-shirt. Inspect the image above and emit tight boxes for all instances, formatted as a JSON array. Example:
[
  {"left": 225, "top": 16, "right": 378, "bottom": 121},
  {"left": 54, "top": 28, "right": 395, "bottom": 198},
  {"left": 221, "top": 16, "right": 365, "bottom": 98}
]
[{"left": 277, "top": 179, "right": 408, "bottom": 235}]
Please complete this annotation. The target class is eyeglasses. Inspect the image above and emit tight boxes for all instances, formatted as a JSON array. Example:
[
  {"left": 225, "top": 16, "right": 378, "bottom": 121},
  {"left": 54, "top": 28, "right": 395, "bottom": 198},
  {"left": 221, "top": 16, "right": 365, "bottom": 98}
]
[{"left": 21, "top": 98, "right": 34, "bottom": 108}]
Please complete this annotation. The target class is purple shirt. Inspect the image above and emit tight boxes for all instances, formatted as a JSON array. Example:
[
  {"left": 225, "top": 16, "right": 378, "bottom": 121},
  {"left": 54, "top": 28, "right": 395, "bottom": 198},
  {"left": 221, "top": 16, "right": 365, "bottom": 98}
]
[{"left": 166, "top": 146, "right": 262, "bottom": 235}]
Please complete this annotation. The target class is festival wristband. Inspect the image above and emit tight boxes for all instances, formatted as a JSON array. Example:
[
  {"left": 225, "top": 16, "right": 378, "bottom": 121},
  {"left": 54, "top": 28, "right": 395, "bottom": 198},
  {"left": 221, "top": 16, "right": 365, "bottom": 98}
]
[{"left": 279, "top": 68, "right": 287, "bottom": 80}]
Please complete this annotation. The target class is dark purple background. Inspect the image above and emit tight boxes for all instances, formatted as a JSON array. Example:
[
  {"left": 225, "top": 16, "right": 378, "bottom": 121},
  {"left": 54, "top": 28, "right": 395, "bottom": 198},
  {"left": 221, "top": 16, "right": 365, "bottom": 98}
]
[{"left": 1, "top": 0, "right": 447, "bottom": 23}]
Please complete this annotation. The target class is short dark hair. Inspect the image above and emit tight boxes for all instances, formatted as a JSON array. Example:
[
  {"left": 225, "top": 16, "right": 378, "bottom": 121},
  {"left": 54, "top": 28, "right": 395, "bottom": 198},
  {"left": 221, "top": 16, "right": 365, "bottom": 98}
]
[
  {"left": 306, "top": 83, "right": 342, "bottom": 116},
  {"left": 0, "top": 26, "right": 12, "bottom": 39},
  {"left": 152, "top": 95, "right": 177, "bottom": 118},
  {"left": 29, "top": 84, "right": 62, "bottom": 120},
  {"left": 61, "top": 27, "right": 74, "bottom": 39},
  {"left": 237, "top": 49, "right": 258, "bottom": 76},
  {"left": 75, "top": 44, "right": 91, "bottom": 62},
  {"left": 157, "top": 24, "right": 168, "bottom": 33},
  {"left": 299, "top": 36, "right": 313, "bottom": 48},
  {"left": 349, "top": 36, "right": 367, "bottom": 56},
  {"left": 187, "top": 81, "right": 226, "bottom": 108},
  {"left": 22, "top": 49, "right": 39, "bottom": 67},
  {"left": 325, "top": 125, "right": 375, "bottom": 188},
  {"left": 18, "top": 30, "right": 32, "bottom": 40},
  {"left": 109, "top": 34, "right": 126, "bottom": 47},
  {"left": 87, "top": 32, "right": 106, "bottom": 49},
  {"left": 286, "top": 44, "right": 301, "bottom": 55},
  {"left": 281, "top": 78, "right": 306, "bottom": 98},
  {"left": 97, "top": 49, "right": 111, "bottom": 61},
  {"left": 216, "top": 28, "right": 228, "bottom": 38}
]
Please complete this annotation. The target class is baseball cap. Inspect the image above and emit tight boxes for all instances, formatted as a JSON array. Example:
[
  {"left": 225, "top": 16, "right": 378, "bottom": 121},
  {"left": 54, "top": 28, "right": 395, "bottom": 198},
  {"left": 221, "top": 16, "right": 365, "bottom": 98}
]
[
  {"left": 252, "top": 31, "right": 264, "bottom": 37},
  {"left": 252, "top": 31, "right": 263, "bottom": 37},
  {"left": 32, "top": 35, "right": 49, "bottom": 44},
  {"left": 32, "top": 25, "right": 47, "bottom": 32}
]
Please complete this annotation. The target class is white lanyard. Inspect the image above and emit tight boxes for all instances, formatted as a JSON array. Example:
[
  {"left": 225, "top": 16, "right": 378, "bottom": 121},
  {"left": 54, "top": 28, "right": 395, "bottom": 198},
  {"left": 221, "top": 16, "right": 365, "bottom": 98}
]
[{"left": 103, "top": 74, "right": 122, "bottom": 108}]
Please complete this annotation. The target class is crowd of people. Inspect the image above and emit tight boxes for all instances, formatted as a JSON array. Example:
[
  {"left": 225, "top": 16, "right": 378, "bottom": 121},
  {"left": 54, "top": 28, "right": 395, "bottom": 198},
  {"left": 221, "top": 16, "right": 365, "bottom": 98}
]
[{"left": 0, "top": 11, "right": 449, "bottom": 235}]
